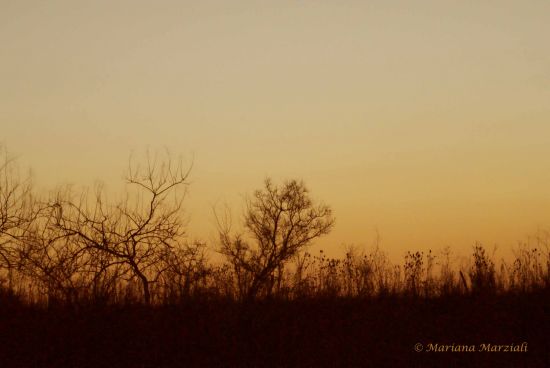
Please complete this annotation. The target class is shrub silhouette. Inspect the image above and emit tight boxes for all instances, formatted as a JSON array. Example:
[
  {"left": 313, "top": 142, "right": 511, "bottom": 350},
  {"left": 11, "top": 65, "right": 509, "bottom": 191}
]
[
  {"left": 404, "top": 251, "right": 424, "bottom": 296},
  {"left": 469, "top": 244, "right": 496, "bottom": 294}
]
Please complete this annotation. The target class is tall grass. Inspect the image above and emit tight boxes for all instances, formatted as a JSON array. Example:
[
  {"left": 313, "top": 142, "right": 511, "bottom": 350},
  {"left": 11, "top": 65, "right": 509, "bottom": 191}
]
[{"left": 1, "top": 241, "right": 548, "bottom": 307}]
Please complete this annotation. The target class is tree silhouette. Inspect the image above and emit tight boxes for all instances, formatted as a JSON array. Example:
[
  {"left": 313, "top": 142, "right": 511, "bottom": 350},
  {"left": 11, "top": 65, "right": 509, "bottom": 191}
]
[
  {"left": 219, "top": 178, "right": 334, "bottom": 300},
  {"left": 49, "top": 151, "right": 191, "bottom": 304},
  {"left": 0, "top": 146, "right": 36, "bottom": 290}
]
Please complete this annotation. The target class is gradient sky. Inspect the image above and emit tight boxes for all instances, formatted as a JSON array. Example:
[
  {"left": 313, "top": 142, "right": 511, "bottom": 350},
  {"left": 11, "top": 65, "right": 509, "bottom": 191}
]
[{"left": 2, "top": 1, "right": 550, "bottom": 260}]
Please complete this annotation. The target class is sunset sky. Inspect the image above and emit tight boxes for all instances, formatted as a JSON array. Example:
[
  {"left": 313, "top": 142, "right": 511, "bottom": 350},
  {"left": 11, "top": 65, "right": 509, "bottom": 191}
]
[{"left": 2, "top": 1, "right": 550, "bottom": 260}]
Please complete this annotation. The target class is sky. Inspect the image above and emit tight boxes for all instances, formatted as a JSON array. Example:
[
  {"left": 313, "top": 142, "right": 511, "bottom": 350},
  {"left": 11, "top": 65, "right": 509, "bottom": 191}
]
[{"left": 2, "top": 0, "right": 550, "bottom": 260}]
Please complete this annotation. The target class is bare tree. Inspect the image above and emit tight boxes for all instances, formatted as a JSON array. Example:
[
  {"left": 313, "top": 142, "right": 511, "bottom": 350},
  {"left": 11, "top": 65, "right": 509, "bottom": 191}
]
[
  {"left": 219, "top": 178, "right": 334, "bottom": 300},
  {"left": 158, "top": 241, "right": 210, "bottom": 302},
  {"left": 0, "top": 146, "right": 37, "bottom": 290},
  {"left": 50, "top": 151, "right": 192, "bottom": 304}
]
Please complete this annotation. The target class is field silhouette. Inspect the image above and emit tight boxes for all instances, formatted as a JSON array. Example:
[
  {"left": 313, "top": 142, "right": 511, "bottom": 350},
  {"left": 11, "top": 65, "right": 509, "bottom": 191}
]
[{"left": 0, "top": 148, "right": 548, "bottom": 367}]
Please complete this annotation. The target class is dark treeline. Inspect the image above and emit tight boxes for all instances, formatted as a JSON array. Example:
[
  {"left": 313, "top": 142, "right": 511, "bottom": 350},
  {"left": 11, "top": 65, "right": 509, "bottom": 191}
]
[{"left": 0, "top": 147, "right": 549, "bottom": 367}]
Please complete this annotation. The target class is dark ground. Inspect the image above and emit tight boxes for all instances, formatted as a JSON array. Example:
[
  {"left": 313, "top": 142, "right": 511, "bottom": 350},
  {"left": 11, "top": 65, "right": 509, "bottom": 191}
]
[{"left": 0, "top": 291, "right": 548, "bottom": 367}]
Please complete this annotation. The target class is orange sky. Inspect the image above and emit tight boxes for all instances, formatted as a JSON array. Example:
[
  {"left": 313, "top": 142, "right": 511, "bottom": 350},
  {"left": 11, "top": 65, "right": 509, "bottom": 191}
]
[{"left": 2, "top": 1, "right": 550, "bottom": 260}]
